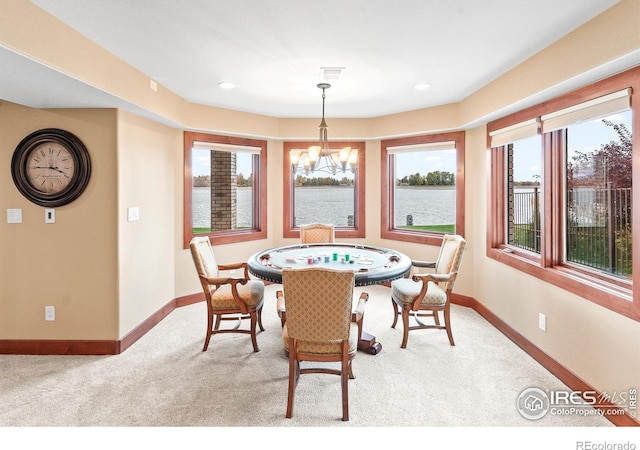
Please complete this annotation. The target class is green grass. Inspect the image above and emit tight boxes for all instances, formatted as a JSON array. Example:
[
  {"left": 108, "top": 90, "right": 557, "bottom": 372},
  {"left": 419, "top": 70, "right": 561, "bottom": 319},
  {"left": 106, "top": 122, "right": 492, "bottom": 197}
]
[
  {"left": 396, "top": 224, "right": 455, "bottom": 233},
  {"left": 193, "top": 227, "right": 251, "bottom": 234},
  {"left": 196, "top": 224, "right": 455, "bottom": 234},
  {"left": 512, "top": 223, "right": 540, "bottom": 253}
]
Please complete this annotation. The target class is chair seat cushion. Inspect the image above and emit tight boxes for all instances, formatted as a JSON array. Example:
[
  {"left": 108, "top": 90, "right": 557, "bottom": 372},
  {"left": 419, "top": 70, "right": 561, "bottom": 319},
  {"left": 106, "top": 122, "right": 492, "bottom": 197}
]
[
  {"left": 211, "top": 280, "right": 264, "bottom": 310},
  {"left": 282, "top": 322, "right": 359, "bottom": 355},
  {"left": 391, "top": 279, "right": 447, "bottom": 306}
]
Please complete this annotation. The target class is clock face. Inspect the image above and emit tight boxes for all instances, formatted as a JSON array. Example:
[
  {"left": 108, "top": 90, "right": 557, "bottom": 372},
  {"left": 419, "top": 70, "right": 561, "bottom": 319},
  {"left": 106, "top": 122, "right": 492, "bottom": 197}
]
[{"left": 25, "top": 141, "right": 76, "bottom": 194}]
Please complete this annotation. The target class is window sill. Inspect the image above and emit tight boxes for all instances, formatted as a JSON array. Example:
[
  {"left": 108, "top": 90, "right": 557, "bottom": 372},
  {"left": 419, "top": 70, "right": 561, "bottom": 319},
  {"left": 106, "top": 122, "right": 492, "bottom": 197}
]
[
  {"left": 487, "top": 247, "right": 638, "bottom": 321},
  {"left": 283, "top": 227, "right": 365, "bottom": 240},
  {"left": 185, "top": 229, "right": 267, "bottom": 248},
  {"left": 381, "top": 228, "right": 447, "bottom": 246}
]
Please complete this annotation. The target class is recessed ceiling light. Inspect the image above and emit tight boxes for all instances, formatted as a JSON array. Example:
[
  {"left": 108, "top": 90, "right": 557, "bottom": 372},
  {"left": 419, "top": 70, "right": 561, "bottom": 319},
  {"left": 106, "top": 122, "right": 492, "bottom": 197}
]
[
  {"left": 414, "top": 83, "right": 431, "bottom": 90},
  {"left": 217, "top": 82, "right": 235, "bottom": 89}
]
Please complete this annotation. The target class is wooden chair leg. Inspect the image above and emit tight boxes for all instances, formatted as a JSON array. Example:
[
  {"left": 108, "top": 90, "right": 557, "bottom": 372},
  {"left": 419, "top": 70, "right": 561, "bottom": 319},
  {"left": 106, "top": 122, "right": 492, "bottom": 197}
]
[
  {"left": 250, "top": 311, "right": 260, "bottom": 352},
  {"left": 257, "top": 306, "right": 265, "bottom": 331},
  {"left": 203, "top": 311, "right": 213, "bottom": 351},
  {"left": 444, "top": 303, "right": 455, "bottom": 346},
  {"left": 341, "top": 343, "right": 349, "bottom": 421},
  {"left": 391, "top": 298, "right": 399, "bottom": 328},
  {"left": 401, "top": 308, "right": 410, "bottom": 349},
  {"left": 286, "top": 340, "right": 297, "bottom": 419}
]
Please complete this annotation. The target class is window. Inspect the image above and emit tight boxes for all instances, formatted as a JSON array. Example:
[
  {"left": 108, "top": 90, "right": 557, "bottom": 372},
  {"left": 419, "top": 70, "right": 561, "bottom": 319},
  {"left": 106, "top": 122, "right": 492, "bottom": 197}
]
[
  {"left": 283, "top": 141, "right": 365, "bottom": 239},
  {"left": 381, "top": 132, "right": 465, "bottom": 245},
  {"left": 507, "top": 136, "right": 543, "bottom": 253},
  {"left": 490, "top": 120, "right": 543, "bottom": 254},
  {"left": 183, "top": 131, "right": 267, "bottom": 248},
  {"left": 487, "top": 67, "right": 639, "bottom": 321},
  {"left": 564, "top": 108, "right": 633, "bottom": 277}
]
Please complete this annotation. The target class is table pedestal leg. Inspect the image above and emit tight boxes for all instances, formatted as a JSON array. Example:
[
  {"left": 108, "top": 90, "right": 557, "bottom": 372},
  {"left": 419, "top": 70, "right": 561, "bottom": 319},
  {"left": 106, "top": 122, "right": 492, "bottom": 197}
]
[{"left": 358, "top": 330, "right": 382, "bottom": 355}]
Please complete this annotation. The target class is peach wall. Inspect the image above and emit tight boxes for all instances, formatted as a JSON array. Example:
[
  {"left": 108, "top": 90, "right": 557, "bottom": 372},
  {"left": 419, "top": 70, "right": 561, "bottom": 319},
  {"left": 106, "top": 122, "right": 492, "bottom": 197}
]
[
  {"left": 117, "top": 111, "right": 183, "bottom": 337},
  {"left": 0, "top": 102, "right": 119, "bottom": 340}
]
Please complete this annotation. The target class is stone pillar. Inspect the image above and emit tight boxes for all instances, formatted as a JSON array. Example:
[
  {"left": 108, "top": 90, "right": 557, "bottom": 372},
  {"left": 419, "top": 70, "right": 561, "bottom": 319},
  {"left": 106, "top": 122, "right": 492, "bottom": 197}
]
[{"left": 210, "top": 151, "right": 237, "bottom": 231}]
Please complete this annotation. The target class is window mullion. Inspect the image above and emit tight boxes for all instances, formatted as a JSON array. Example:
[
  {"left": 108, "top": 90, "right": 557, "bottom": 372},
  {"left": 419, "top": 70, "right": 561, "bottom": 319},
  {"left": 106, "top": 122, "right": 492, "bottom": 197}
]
[
  {"left": 497, "top": 147, "right": 507, "bottom": 245},
  {"left": 541, "top": 130, "right": 564, "bottom": 267}
]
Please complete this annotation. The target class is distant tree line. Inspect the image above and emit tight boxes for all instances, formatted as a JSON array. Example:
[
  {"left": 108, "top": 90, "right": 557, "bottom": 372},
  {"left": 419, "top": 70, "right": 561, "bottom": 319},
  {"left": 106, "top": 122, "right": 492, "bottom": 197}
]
[
  {"left": 294, "top": 175, "right": 354, "bottom": 186},
  {"left": 193, "top": 175, "right": 209, "bottom": 187},
  {"left": 192, "top": 174, "right": 253, "bottom": 187},
  {"left": 514, "top": 180, "right": 540, "bottom": 187},
  {"left": 397, "top": 170, "right": 455, "bottom": 186}
]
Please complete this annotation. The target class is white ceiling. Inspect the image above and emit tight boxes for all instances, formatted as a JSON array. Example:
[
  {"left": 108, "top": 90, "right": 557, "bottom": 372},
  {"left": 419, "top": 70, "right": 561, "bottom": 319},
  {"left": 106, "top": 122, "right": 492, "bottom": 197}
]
[{"left": 2, "top": 0, "right": 624, "bottom": 120}]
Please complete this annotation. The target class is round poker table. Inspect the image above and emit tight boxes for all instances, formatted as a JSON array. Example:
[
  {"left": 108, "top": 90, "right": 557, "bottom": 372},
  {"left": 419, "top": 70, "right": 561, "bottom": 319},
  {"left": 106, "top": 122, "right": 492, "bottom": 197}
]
[
  {"left": 247, "top": 243, "right": 412, "bottom": 355},
  {"left": 247, "top": 243, "right": 411, "bottom": 286}
]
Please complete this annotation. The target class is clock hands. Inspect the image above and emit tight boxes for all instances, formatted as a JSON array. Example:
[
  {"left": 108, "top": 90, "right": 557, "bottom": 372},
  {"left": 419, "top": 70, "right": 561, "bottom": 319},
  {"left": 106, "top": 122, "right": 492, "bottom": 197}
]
[
  {"left": 50, "top": 166, "right": 69, "bottom": 176},
  {"left": 31, "top": 165, "right": 70, "bottom": 176},
  {"left": 46, "top": 154, "right": 66, "bottom": 175}
]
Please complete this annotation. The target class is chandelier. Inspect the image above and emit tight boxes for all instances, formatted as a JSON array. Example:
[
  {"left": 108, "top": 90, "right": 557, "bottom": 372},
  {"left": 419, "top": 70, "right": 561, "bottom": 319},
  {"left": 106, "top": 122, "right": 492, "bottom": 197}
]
[{"left": 289, "top": 83, "right": 358, "bottom": 175}]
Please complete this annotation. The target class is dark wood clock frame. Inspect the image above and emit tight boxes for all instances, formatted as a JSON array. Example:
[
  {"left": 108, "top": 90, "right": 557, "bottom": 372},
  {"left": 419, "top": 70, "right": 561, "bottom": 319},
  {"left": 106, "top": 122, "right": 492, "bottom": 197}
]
[{"left": 11, "top": 128, "right": 92, "bottom": 207}]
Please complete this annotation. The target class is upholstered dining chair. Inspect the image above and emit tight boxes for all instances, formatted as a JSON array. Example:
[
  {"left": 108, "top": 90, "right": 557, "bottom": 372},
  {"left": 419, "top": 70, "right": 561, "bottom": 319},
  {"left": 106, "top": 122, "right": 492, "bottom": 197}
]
[
  {"left": 390, "top": 234, "right": 466, "bottom": 349},
  {"left": 275, "top": 223, "right": 336, "bottom": 327},
  {"left": 189, "top": 236, "right": 265, "bottom": 352},
  {"left": 276, "top": 223, "right": 335, "bottom": 326},
  {"left": 281, "top": 267, "right": 368, "bottom": 421},
  {"left": 299, "top": 223, "right": 335, "bottom": 244}
]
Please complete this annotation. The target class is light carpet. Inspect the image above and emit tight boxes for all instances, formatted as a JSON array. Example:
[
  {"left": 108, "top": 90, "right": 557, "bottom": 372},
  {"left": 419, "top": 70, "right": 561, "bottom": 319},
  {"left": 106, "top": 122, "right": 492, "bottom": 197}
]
[{"left": 0, "top": 284, "right": 612, "bottom": 428}]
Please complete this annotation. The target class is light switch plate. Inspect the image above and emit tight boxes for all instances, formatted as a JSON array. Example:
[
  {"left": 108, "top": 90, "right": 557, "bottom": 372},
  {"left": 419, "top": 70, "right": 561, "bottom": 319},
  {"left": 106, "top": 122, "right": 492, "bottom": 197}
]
[
  {"left": 127, "top": 207, "right": 140, "bottom": 222},
  {"left": 45, "top": 208, "right": 55, "bottom": 224},
  {"left": 7, "top": 209, "right": 22, "bottom": 224}
]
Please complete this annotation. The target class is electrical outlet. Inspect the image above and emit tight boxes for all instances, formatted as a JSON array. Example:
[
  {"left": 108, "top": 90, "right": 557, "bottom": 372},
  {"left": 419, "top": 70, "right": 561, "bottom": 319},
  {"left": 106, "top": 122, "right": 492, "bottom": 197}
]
[
  {"left": 538, "top": 313, "right": 546, "bottom": 332},
  {"left": 45, "top": 306, "right": 55, "bottom": 321}
]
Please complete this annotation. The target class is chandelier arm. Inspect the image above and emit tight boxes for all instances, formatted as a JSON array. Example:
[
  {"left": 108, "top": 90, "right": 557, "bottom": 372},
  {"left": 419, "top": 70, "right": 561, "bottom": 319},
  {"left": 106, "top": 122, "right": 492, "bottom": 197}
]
[{"left": 289, "top": 83, "right": 358, "bottom": 175}]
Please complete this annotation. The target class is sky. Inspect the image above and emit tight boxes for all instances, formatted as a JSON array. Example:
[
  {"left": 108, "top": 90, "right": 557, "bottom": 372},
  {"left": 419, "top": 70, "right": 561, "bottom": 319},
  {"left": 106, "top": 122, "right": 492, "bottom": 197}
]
[{"left": 512, "top": 111, "right": 630, "bottom": 182}]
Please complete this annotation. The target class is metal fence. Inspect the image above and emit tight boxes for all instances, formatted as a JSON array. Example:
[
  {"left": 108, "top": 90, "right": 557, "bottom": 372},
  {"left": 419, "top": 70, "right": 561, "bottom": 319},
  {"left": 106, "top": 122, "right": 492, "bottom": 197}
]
[
  {"left": 510, "top": 186, "right": 632, "bottom": 277},
  {"left": 510, "top": 187, "right": 541, "bottom": 253}
]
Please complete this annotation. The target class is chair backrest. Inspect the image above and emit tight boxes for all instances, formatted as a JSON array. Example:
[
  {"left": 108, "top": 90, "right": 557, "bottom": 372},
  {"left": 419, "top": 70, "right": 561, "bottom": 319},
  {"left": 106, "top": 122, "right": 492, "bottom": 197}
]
[
  {"left": 299, "top": 223, "right": 335, "bottom": 244},
  {"left": 435, "top": 234, "right": 466, "bottom": 290},
  {"left": 189, "top": 236, "right": 219, "bottom": 283},
  {"left": 282, "top": 267, "right": 354, "bottom": 342}
]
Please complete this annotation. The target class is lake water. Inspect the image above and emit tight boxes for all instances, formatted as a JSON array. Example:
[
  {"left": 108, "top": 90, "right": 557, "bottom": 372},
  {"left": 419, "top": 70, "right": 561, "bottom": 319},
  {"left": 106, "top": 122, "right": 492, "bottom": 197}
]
[{"left": 192, "top": 186, "right": 456, "bottom": 228}]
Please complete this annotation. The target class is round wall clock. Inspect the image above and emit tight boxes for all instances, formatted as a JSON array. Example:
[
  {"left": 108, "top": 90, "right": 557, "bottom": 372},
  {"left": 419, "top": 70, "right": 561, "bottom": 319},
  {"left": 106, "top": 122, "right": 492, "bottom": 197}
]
[{"left": 11, "top": 128, "right": 92, "bottom": 207}]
